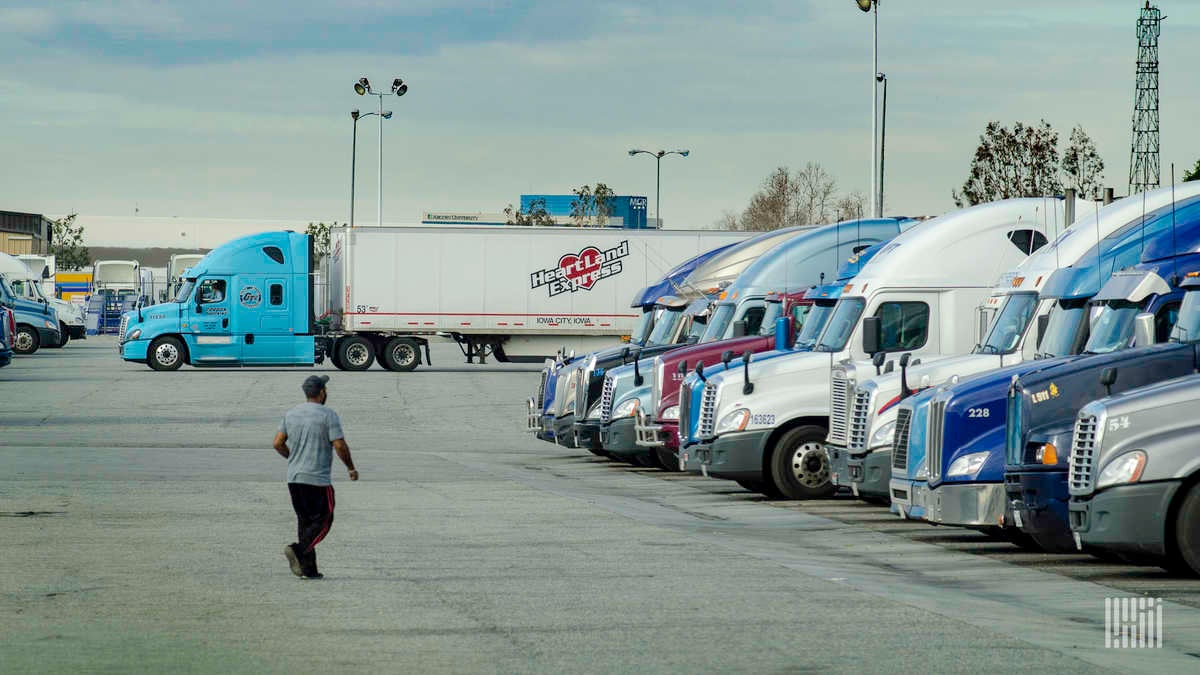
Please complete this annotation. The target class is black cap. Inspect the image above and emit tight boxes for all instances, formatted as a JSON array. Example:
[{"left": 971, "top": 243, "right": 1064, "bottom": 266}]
[{"left": 302, "top": 375, "right": 330, "bottom": 397}]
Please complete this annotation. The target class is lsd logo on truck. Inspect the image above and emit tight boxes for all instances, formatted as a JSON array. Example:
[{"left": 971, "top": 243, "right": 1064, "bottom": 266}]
[{"left": 530, "top": 241, "right": 630, "bottom": 297}]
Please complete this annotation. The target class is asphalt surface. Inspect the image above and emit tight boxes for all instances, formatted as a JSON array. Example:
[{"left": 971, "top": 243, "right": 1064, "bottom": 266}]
[{"left": 3, "top": 337, "right": 1200, "bottom": 673}]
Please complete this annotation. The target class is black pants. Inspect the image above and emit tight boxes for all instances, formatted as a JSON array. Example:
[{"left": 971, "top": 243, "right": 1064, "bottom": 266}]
[{"left": 288, "top": 483, "right": 335, "bottom": 565}]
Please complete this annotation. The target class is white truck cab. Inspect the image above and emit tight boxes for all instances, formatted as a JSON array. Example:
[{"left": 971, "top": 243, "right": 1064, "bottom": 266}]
[
  {"left": 689, "top": 198, "right": 1061, "bottom": 499},
  {"left": 827, "top": 183, "right": 1200, "bottom": 500}
]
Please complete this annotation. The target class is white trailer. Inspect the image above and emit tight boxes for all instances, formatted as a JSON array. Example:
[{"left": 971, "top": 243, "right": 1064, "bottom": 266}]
[
  {"left": 92, "top": 260, "right": 141, "bottom": 292},
  {"left": 16, "top": 254, "right": 55, "bottom": 298},
  {"left": 326, "top": 226, "right": 749, "bottom": 364}
]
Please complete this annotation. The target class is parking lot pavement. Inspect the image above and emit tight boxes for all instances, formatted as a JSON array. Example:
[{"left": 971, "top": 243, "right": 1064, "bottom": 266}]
[{"left": 3, "top": 338, "right": 1200, "bottom": 672}]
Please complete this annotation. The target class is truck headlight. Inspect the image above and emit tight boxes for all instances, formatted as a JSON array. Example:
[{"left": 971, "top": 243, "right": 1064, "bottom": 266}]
[
  {"left": 127, "top": 328, "right": 142, "bottom": 341},
  {"left": 662, "top": 405, "right": 679, "bottom": 421},
  {"left": 870, "top": 420, "right": 896, "bottom": 448},
  {"left": 1096, "top": 451, "right": 1147, "bottom": 490},
  {"left": 914, "top": 460, "right": 928, "bottom": 481},
  {"left": 613, "top": 398, "right": 640, "bottom": 419},
  {"left": 946, "top": 451, "right": 988, "bottom": 478},
  {"left": 44, "top": 320, "right": 55, "bottom": 329},
  {"left": 715, "top": 409, "right": 751, "bottom": 435},
  {"left": 586, "top": 401, "right": 603, "bottom": 420}
]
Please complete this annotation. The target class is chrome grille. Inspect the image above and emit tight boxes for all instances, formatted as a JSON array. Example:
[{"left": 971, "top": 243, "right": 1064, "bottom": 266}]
[
  {"left": 928, "top": 399, "right": 946, "bottom": 481},
  {"left": 117, "top": 314, "right": 130, "bottom": 349},
  {"left": 699, "top": 384, "right": 718, "bottom": 438},
  {"left": 892, "top": 407, "right": 912, "bottom": 471},
  {"left": 599, "top": 374, "right": 617, "bottom": 423},
  {"left": 536, "top": 369, "right": 548, "bottom": 409},
  {"left": 829, "top": 370, "right": 851, "bottom": 444},
  {"left": 679, "top": 381, "right": 692, "bottom": 441},
  {"left": 1069, "top": 413, "right": 1099, "bottom": 495},
  {"left": 848, "top": 389, "right": 872, "bottom": 451}
]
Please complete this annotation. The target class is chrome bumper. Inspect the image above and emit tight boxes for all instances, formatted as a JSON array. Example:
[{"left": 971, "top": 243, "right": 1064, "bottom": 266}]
[
  {"left": 526, "top": 397, "right": 543, "bottom": 433},
  {"left": 634, "top": 408, "right": 665, "bottom": 448},
  {"left": 889, "top": 479, "right": 929, "bottom": 520},
  {"left": 924, "top": 482, "right": 1007, "bottom": 527}
]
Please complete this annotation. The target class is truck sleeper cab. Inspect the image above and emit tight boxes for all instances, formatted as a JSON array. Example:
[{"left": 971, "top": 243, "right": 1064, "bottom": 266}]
[
  {"left": 1067, "top": 372, "right": 1200, "bottom": 574},
  {"left": 687, "top": 198, "right": 1058, "bottom": 500},
  {"left": 1006, "top": 265, "right": 1200, "bottom": 551}
]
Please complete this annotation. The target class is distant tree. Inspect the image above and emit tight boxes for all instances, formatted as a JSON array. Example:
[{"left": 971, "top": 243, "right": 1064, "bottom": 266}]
[
  {"left": 953, "top": 120, "right": 1063, "bottom": 207},
  {"left": 305, "top": 221, "right": 336, "bottom": 259},
  {"left": 834, "top": 191, "right": 867, "bottom": 222},
  {"left": 504, "top": 197, "right": 557, "bottom": 226},
  {"left": 1183, "top": 158, "right": 1200, "bottom": 182},
  {"left": 49, "top": 213, "right": 90, "bottom": 270},
  {"left": 714, "top": 210, "right": 740, "bottom": 230},
  {"left": 795, "top": 162, "right": 838, "bottom": 225},
  {"left": 735, "top": 164, "right": 851, "bottom": 231},
  {"left": 739, "top": 167, "right": 799, "bottom": 232},
  {"left": 570, "top": 183, "right": 616, "bottom": 227},
  {"left": 1061, "top": 125, "right": 1106, "bottom": 198}
]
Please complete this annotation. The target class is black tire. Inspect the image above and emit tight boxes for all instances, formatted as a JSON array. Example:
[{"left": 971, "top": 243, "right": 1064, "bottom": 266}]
[
  {"left": 44, "top": 322, "right": 68, "bottom": 348},
  {"left": 329, "top": 342, "right": 345, "bottom": 370},
  {"left": 1173, "top": 484, "right": 1200, "bottom": 576},
  {"left": 381, "top": 337, "right": 420, "bottom": 372},
  {"left": 336, "top": 335, "right": 375, "bottom": 371},
  {"left": 768, "top": 425, "right": 836, "bottom": 499},
  {"left": 12, "top": 325, "right": 39, "bottom": 355},
  {"left": 147, "top": 336, "right": 185, "bottom": 371},
  {"left": 736, "top": 479, "right": 772, "bottom": 493},
  {"left": 655, "top": 446, "right": 681, "bottom": 472}
]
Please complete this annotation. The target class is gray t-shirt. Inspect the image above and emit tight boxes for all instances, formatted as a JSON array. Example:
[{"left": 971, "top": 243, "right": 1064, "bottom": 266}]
[{"left": 279, "top": 402, "right": 345, "bottom": 486}]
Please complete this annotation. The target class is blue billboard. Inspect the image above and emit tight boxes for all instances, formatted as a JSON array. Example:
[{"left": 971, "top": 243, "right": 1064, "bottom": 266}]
[{"left": 520, "top": 194, "right": 650, "bottom": 229}]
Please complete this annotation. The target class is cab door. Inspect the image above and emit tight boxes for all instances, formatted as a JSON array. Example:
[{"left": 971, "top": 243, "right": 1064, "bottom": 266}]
[
  {"left": 183, "top": 276, "right": 239, "bottom": 364},
  {"left": 236, "top": 276, "right": 295, "bottom": 364}
]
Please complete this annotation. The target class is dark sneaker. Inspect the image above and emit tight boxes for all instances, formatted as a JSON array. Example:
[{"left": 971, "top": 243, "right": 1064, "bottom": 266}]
[{"left": 284, "top": 544, "right": 303, "bottom": 578}]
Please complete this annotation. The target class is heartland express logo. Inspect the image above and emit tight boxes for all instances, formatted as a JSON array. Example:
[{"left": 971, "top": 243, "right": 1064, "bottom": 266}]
[{"left": 530, "top": 240, "right": 630, "bottom": 297}]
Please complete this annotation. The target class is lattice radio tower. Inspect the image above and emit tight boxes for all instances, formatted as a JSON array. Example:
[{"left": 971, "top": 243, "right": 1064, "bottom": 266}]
[{"left": 1129, "top": 2, "right": 1163, "bottom": 195}]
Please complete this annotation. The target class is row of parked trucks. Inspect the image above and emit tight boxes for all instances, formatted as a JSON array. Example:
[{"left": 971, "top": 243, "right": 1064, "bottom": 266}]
[{"left": 527, "top": 182, "right": 1200, "bottom": 576}]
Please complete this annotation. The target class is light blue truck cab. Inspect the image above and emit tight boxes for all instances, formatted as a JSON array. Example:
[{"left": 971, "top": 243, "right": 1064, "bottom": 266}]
[
  {"left": 890, "top": 193, "right": 1200, "bottom": 534},
  {"left": 594, "top": 218, "right": 908, "bottom": 466},
  {"left": 0, "top": 275, "right": 61, "bottom": 355},
  {"left": 528, "top": 243, "right": 740, "bottom": 443},
  {"left": 120, "top": 231, "right": 316, "bottom": 370}
]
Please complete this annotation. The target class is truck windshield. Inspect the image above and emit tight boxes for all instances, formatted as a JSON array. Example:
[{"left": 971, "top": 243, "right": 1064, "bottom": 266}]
[
  {"left": 174, "top": 279, "right": 196, "bottom": 303},
  {"left": 1083, "top": 300, "right": 1142, "bottom": 354},
  {"left": 702, "top": 303, "right": 736, "bottom": 341},
  {"left": 815, "top": 297, "right": 866, "bottom": 352},
  {"left": 647, "top": 308, "right": 684, "bottom": 346},
  {"left": 1036, "top": 298, "right": 1090, "bottom": 358},
  {"left": 794, "top": 302, "right": 834, "bottom": 350},
  {"left": 631, "top": 309, "right": 656, "bottom": 345},
  {"left": 757, "top": 301, "right": 783, "bottom": 337},
  {"left": 1170, "top": 290, "right": 1200, "bottom": 343},
  {"left": 977, "top": 292, "right": 1038, "bottom": 354}
]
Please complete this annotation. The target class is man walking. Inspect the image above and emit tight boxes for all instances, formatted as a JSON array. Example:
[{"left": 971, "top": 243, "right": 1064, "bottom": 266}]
[{"left": 273, "top": 375, "right": 358, "bottom": 579}]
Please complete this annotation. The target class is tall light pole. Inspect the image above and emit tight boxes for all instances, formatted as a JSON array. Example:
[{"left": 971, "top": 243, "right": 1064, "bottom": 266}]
[
  {"left": 349, "top": 109, "right": 389, "bottom": 229},
  {"left": 628, "top": 149, "right": 689, "bottom": 228},
  {"left": 856, "top": 0, "right": 881, "bottom": 217},
  {"left": 354, "top": 76, "right": 408, "bottom": 227},
  {"left": 877, "top": 72, "right": 887, "bottom": 217}
]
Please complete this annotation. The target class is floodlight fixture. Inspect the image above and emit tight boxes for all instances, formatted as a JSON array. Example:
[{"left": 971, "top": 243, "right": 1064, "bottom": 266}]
[
  {"left": 382, "top": 111, "right": 393, "bottom": 119},
  {"left": 856, "top": 0, "right": 874, "bottom": 12},
  {"left": 351, "top": 109, "right": 360, "bottom": 120}
]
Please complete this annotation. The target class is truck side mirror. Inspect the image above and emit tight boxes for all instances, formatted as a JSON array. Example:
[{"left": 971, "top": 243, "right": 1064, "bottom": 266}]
[
  {"left": 862, "top": 316, "right": 882, "bottom": 356},
  {"left": 41, "top": 266, "right": 51, "bottom": 279},
  {"left": 678, "top": 360, "right": 688, "bottom": 375},
  {"left": 742, "top": 350, "right": 754, "bottom": 394},
  {"left": 721, "top": 350, "right": 734, "bottom": 367},
  {"left": 774, "top": 316, "right": 789, "bottom": 349},
  {"left": 731, "top": 320, "right": 747, "bottom": 338},
  {"left": 1100, "top": 367, "right": 1118, "bottom": 396},
  {"left": 872, "top": 351, "right": 886, "bottom": 375},
  {"left": 1133, "top": 312, "right": 1155, "bottom": 347},
  {"left": 1035, "top": 314, "right": 1050, "bottom": 348}
]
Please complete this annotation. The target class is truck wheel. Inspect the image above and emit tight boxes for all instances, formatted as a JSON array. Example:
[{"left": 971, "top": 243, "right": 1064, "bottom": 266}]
[
  {"left": 45, "top": 322, "right": 68, "bottom": 348},
  {"left": 769, "top": 425, "right": 836, "bottom": 500},
  {"left": 1173, "top": 484, "right": 1200, "bottom": 576},
  {"left": 655, "top": 446, "right": 681, "bottom": 472},
  {"left": 12, "top": 325, "right": 39, "bottom": 354},
  {"left": 381, "top": 337, "right": 420, "bottom": 372},
  {"left": 148, "top": 336, "right": 185, "bottom": 371},
  {"left": 736, "top": 479, "right": 781, "bottom": 497},
  {"left": 337, "top": 335, "right": 375, "bottom": 371}
]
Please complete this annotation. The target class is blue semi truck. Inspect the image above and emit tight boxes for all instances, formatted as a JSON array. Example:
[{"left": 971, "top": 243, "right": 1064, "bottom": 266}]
[{"left": 0, "top": 274, "right": 61, "bottom": 355}]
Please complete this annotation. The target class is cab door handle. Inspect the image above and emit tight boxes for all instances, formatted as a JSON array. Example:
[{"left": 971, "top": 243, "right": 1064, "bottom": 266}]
[{"left": 222, "top": 318, "right": 228, "bottom": 328}]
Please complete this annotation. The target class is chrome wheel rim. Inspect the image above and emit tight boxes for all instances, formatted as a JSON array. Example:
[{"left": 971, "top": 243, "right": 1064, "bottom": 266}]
[
  {"left": 391, "top": 344, "right": 416, "bottom": 366},
  {"left": 14, "top": 331, "right": 33, "bottom": 352},
  {"left": 791, "top": 442, "right": 830, "bottom": 488},
  {"left": 346, "top": 343, "right": 371, "bottom": 367},
  {"left": 155, "top": 342, "right": 179, "bottom": 366}
]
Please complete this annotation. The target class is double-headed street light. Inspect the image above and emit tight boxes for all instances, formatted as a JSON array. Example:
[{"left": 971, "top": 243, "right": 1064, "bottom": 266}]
[
  {"left": 855, "top": 0, "right": 882, "bottom": 218},
  {"left": 353, "top": 76, "right": 408, "bottom": 227},
  {"left": 628, "top": 149, "right": 689, "bottom": 229}
]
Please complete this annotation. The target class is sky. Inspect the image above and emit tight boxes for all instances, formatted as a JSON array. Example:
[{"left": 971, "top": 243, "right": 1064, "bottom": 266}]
[{"left": 1, "top": 1, "right": 1197, "bottom": 246}]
